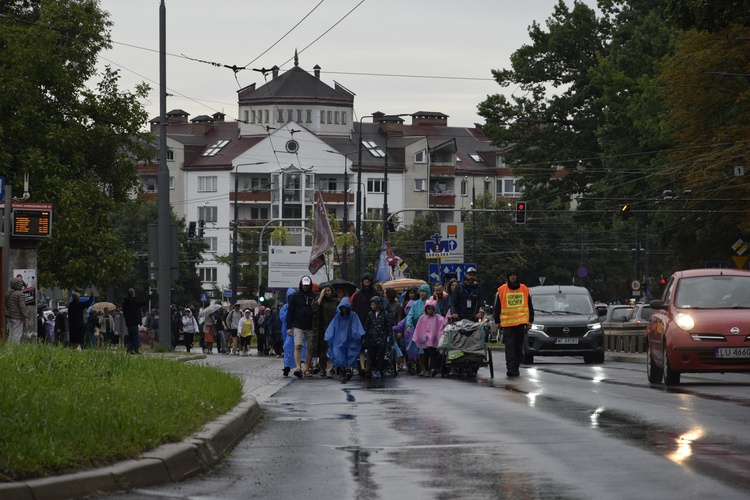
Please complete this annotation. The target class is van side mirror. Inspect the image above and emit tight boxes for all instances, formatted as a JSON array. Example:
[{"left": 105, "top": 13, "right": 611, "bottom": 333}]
[{"left": 650, "top": 299, "right": 667, "bottom": 310}]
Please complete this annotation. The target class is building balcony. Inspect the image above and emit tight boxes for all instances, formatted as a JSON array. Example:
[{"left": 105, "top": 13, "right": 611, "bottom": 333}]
[
  {"left": 429, "top": 193, "right": 456, "bottom": 207},
  {"left": 430, "top": 164, "right": 456, "bottom": 177},
  {"left": 318, "top": 191, "right": 354, "bottom": 204},
  {"left": 231, "top": 219, "right": 269, "bottom": 228},
  {"left": 231, "top": 191, "right": 272, "bottom": 202}
]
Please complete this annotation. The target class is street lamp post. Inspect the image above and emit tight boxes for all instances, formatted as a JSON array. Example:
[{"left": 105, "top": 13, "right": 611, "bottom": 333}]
[{"left": 232, "top": 162, "right": 266, "bottom": 305}]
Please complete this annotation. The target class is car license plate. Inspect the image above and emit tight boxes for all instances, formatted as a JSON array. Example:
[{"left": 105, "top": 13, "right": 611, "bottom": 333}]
[
  {"left": 555, "top": 338, "right": 579, "bottom": 344},
  {"left": 715, "top": 347, "right": 750, "bottom": 358}
]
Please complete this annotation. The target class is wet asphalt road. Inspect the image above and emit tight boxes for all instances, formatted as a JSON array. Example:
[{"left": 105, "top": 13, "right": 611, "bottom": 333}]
[{"left": 103, "top": 357, "right": 750, "bottom": 499}]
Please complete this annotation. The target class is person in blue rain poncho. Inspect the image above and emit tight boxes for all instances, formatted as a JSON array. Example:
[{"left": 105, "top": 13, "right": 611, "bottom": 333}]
[
  {"left": 280, "top": 287, "right": 306, "bottom": 377},
  {"left": 324, "top": 297, "right": 365, "bottom": 381}
]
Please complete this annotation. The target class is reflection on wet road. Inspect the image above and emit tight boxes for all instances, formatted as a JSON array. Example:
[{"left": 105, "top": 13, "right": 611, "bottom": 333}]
[{"left": 102, "top": 359, "right": 750, "bottom": 499}]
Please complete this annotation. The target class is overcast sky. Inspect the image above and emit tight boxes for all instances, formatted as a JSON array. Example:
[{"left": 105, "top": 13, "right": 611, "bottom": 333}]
[{"left": 95, "top": 0, "right": 596, "bottom": 129}]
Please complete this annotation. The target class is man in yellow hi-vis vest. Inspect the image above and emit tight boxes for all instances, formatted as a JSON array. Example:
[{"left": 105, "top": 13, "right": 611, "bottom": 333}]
[{"left": 492, "top": 268, "right": 534, "bottom": 377}]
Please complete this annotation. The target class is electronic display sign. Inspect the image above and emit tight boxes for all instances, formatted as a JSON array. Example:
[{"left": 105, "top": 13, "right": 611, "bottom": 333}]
[{"left": 12, "top": 208, "right": 52, "bottom": 237}]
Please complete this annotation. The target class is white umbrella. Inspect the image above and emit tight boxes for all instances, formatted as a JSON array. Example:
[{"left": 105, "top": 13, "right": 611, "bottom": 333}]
[{"left": 200, "top": 303, "right": 222, "bottom": 317}]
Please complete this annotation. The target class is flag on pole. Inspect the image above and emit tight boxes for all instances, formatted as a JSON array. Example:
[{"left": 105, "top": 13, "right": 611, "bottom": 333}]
[
  {"left": 309, "top": 194, "right": 335, "bottom": 274},
  {"left": 375, "top": 242, "right": 390, "bottom": 282}
]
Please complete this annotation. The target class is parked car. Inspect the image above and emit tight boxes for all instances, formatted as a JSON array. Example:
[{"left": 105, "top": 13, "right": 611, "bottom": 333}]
[
  {"left": 627, "top": 304, "right": 654, "bottom": 324},
  {"left": 647, "top": 268, "right": 750, "bottom": 385},
  {"left": 605, "top": 304, "right": 634, "bottom": 323},
  {"left": 523, "top": 285, "right": 607, "bottom": 364}
]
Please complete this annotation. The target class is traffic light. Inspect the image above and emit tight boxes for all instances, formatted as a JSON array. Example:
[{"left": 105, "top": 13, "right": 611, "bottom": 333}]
[
  {"left": 515, "top": 201, "right": 527, "bottom": 224},
  {"left": 258, "top": 284, "right": 266, "bottom": 303},
  {"left": 659, "top": 275, "right": 666, "bottom": 285},
  {"left": 619, "top": 204, "right": 632, "bottom": 220},
  {"left": 187, "top": 221, "right": 196, "bottom": 238},
  {"left": 198, "top": 219, "right": 205, "bottom": 237},
  {"left": 387, "top": 213, "right": 396, "bottom": 232}
]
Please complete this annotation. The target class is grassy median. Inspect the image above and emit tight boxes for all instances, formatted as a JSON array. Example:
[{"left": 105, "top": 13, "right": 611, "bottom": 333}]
[{"left": 0, "top": 344, "right": 243, "bottom": 482}]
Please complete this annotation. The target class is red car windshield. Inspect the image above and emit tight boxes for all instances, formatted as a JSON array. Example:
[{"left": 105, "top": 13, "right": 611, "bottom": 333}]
[{"left": 675, "top": 275, "right": 750, "bottom": 309}]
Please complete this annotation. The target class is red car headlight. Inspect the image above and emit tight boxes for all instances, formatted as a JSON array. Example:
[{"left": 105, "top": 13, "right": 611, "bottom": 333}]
[{"left": 674, "top": 312, "right": 695, "bottom": 331}]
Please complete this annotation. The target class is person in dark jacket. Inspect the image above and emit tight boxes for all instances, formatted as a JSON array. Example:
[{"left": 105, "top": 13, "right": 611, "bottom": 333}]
[
  {"left": 433, "top": 282, "right": 452, "bottom": 318},
  {"left": 122, "top": 288, "right": 151, "bottom": 354},
  {"left": 450, "top": 267, "right": 484, "bottom": 321},
  {"left": 286, "top": 275, "right": 319, "bottom": 378},
  {"left": 312, "top": 284, "right": 340, "bottom": 377},
  {"left": 67, "top": 291, "right": 94, "bottom": 349},
  {"left": 363, "top": 296, "right": 393, "bottom": 379},
  {"left": 266, "top": 305, "right": 283, "bottom": 357},
  {"left": 351, "top": 273, "right": 379, "bottom": 326}
]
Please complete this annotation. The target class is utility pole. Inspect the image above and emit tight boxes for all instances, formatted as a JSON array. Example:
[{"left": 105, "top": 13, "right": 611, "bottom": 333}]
[{"left": 156, "top": 0, "right": 171, "bottom": 346}]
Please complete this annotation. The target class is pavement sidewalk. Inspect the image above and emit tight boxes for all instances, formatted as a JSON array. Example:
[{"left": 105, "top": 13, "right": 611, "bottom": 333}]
[{"left": 0, "top": 349, "right": 642, "bottom": 499}]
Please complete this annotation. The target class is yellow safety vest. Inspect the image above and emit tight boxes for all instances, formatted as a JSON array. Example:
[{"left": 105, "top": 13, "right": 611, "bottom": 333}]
[{"left": 497, "top": 284, "right": 530, "bottom": 327}]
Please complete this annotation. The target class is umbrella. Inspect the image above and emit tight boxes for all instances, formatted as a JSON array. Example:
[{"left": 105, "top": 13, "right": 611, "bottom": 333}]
[
  {"left": 321, "top": 279, "right": 357, "bottom": 297},
  {"left": 200, "top": 303, "right": 222, "bottom": 317},
  {"left": 235, "top": 299, "right": 259, "bottom": 310},
  {"left": 381, "top": 278, "right": 427, "bottom": 293},
  {"left": 91, "top": 302, "right": 117, "bottom": 312}
]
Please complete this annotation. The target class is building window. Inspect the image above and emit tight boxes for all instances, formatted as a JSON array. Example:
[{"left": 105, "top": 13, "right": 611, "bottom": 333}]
[
  {"left": 327, "top": 111, "right": 332, "bottom": 124},
  {"left": 469, "top": 153, "right": 484, "bottom": 163},
  {"left": 367, "top": 178, "right": 385, "bottom": 193},
  {"left": 143, "top": 176, "right": 156, "bottom": 192},
  {"left": 415, "top": 150, "right": 426, "bottom": 163},
  {"left": 367, "top": 207, "right": 382, "bottom": 219},
  {"left": 245, "top": 110, "right": 250, "bottom": 123},
  {"left": 169, "top": 176, "right": 175, "bottom": 190},
  {"left": 204, "top": 236, "right": 218, "bottom": 253},
  {"left": 242, "top": 177, "right": 265, "bottom": 191},
  {"left": 496, "top": 154, "right": 505, "bottom": 167},
  {"left": 297, "top": 109, "right": 302, "bottom": 122},
  {"left": 198, "top": 205, "right": 218, "bottom": 223},
  {"left": 166, "top": 149, "right": 174, "bottom": 161},
  {"left": 319, "top": 178, "right": 337, "bottom": 192},
  {"left": 198, "top": 267, "right": 217, "bottom": 283},
  {"left": 342, "top": 111, "right": 347, "bottom": 125},
  {"left": 361, "top": 140, "right": 385, "bottom": 158},
  {"left": 198, "top": 176, "right": 217, "bottom": 192},
  {"left": 306, "top": 110, "right": 312, "bottom": 123},
  {"left": 414, "top": 179, "right": 426, "bottom": 192},
  {"left": 250, "top": 207, "right": 269, "bottom": 219},
  {"left": 277, "top": 109, "right": 284, "bottom": 123},
  {"left": 460, "top": 179, "right": 468, "bottom": 196},
  {"left": 320, "top": 110, "right": 325, "bottom": 124},
  {"left": 334, "top": 111, "right": 339, "bottom": 124},
  {"left": 287, "top": 109, "right": 293, "bottom": 122},
  {"left": 264, "top": 110, "right": 269, "bottom": 123},
  {"left": 500, "top": 178, "right": 522, "bottom": 196},
  {"left": 203, "top": 140, "right": 229, "bottom": 157}
]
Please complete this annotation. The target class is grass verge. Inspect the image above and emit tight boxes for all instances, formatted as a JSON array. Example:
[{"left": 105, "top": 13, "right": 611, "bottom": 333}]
[{"left": 0, "top": 344, "right": 243, "bottom": 482}]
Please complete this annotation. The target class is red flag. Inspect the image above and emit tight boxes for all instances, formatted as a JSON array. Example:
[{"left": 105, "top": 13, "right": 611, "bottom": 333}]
[{"left": 309, "top": 194, "right": 335, "bottom": 274}]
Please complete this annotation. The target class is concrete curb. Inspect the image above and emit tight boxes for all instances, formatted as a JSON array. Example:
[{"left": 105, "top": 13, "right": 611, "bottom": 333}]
[{"left": 0, "top": 354, "right": 264, "bottom": 500}]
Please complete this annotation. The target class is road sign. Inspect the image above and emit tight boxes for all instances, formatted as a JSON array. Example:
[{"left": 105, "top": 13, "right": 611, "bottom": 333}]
[
  {"left": 200, "top": 293, "right": 208, "bottom": 303},
  {"left": 576, "top": 267, "right": 588, "bottom": 278},
  {"left": 630, "top": 279, "right": 641, "bottom": 292},
  {"left": 0, "top": 176, "right": 4, "bottom": 201},
  {"left": 223, "top": 289, "right": 232, "bottom": 297},
  {"left": 428, "top": 263, "right": 477, "bottom": 283}
]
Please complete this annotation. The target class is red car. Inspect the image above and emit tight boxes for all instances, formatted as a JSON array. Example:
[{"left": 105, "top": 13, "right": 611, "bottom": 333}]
[{"left": 647, "top": 268, "right": 750, "bottom": 385}]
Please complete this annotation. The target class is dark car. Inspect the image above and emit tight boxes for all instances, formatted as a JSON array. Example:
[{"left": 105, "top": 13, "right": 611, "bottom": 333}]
[
  {"left": 647, "top": 268, "right": 750, "bottom": 385},
  {"left": 627, "top": 304, "right": 654, "bottom": 324},
  {"left": 523, "top": 285, "right": 607, "bottom": 364},
  {"left": 604, "top": 304, "right": 635, "bottom": 323}
]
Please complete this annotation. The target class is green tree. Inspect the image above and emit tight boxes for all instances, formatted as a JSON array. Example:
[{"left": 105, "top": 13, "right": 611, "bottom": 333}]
[{"left": 0, "top": 0, "right": 152, "bottom": 289}]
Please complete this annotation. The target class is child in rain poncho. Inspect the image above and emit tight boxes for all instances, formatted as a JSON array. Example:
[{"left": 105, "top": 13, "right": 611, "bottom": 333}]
[
  {"left": 324, "top": 297, "right": 365, "bottom": 381},
  {"left": 410, "top": 298, "right": 447, "bottom": 377}
]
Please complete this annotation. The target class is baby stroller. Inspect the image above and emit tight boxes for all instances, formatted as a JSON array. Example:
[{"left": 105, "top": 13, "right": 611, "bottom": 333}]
[{"left": 439, "top": 319, "right": 494, "bottom": 378}]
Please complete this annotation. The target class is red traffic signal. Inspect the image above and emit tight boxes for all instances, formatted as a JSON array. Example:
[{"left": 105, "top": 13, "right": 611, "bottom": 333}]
[
  {"left": 659, "top": 275, "right": 666, "bottom": 285},
  {"left": 515, "top": 201, "right": 527, "bottom": 224}
]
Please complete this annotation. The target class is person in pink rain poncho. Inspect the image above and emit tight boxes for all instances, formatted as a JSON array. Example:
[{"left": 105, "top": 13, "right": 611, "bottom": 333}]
[{"left": 410, "top": 298, "right": 447, "bottom": 377}]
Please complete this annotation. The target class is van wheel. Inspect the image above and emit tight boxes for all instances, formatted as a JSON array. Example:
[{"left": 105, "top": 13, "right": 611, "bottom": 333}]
[
  {"left": 646, "top": 346, "right": 663, "bottom": 384},
  {"left": 583, "top": 352, "right": 594, "bottom": 364},
  {"left": 593, "top": 351, "right": 605, "bottom": 364}
]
